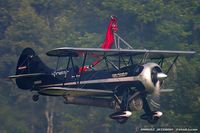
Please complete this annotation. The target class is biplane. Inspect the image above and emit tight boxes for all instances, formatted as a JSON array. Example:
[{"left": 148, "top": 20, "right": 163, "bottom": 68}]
[{"left": 9, "top": 16, "right": 195, "bottom": 124}]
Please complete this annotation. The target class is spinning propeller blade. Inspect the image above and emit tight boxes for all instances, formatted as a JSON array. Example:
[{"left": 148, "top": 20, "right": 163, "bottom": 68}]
[{"left": 150, "top": 67, "right": 167, "bottom": 109}]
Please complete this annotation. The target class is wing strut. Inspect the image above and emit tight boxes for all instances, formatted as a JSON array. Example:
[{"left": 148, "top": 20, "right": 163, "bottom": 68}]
[
  {"left": 70, "top": 57, "right": 78, "bottom": 84},
  {"left": 114, "top": 33, "right": 133, "bottom": 49},
  {"left": 55, "top": 57, "right": 60, "bottom": 71},
  {"left": 105, "top": 57, "right": 119, "bottom": 70},
  {"left": 140, "top": 52, "right": 149, "bottom": 64},
  {"left": 166, "top": 55, "right": 179, "bottom": 74},
  {"left": 79, "top": 52, "right": 87, "bottom": 84},
  {"left": 158, "top": 57, "right": 164, "bottom": 68}
]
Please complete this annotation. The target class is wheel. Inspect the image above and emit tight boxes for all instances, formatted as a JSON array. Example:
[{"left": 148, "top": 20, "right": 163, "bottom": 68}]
[
  {"left": 32, "top": 94, "right": 39, "bottom": 102},
  {"left": 116, "top": 118, "right": 128, "bottom": 124},
  {"left": 147, "top": 117, "right": 158, "bottom": 124}
]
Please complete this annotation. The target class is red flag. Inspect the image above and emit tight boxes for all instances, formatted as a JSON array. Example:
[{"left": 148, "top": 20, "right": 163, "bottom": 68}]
[
  {"left": 79, "top": 16, "right": 118, "bottom": 73},
  {"left": 101, "top": 16, "right": 118, "bottom": 49}
]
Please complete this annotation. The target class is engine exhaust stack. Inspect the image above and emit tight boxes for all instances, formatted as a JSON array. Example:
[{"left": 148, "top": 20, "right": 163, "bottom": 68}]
[{"left": 64, "top": 96, "right": 115, "bottom": 109}]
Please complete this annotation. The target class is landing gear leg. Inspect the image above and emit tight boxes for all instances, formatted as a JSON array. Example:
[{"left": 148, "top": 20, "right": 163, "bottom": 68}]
[
  {"left": 32, "top": 94, "right": 39, "bottom": 102},
  {"left": 110, "top": 89, "right": 132, "bottom": 124},
  {"left": 140, "top": 94, "right": 162, "bottom": 124},
  {"left": 120, "top": 88, "right": 129, "bottom": 111}
]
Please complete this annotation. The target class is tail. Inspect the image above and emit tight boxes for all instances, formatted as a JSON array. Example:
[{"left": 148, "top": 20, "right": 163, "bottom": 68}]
[{"left": 15, "top": 48, "right": 51, "bottom": 90}]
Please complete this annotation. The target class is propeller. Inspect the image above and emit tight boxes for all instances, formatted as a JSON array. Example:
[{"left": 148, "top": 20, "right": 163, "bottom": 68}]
[{"left": 150, "top": 67, "right": 167, "bottom": 109}]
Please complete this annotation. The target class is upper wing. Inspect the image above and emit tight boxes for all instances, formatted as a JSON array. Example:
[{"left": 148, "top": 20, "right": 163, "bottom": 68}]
[
  {"left": 46, "top": 47, "right": 195, "bottom": 59},
  {"left": 39, "top": 87, "right": 113, "bottom": 97}
]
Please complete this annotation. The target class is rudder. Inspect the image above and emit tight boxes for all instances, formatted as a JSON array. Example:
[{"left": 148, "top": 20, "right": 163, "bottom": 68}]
[{"left": 16, "top": 48, "right": 51, "bottom": 90}]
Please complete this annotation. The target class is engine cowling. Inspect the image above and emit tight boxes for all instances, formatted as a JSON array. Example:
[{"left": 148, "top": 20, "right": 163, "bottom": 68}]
[{"left": 140, "top": 63, "right": 167, "bottom": 94}]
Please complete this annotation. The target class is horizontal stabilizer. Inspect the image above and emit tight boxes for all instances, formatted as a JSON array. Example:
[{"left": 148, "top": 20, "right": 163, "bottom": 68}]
[
  {"left": 8, "top": 73, "right": 46, "bottom": 79},
  {"left": 39, "top": 87, "right": 113, "bottom": 96}
]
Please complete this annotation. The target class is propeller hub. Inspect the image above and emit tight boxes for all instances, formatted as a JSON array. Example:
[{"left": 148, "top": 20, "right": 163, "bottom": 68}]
[{"left": 157, "top": 73, "right": 167, "bottom": 80}]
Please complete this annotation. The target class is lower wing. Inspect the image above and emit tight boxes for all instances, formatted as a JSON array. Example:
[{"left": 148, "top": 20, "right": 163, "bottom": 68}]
[{"left": 39, "top": 87, "right": 113, "bottom": 97}]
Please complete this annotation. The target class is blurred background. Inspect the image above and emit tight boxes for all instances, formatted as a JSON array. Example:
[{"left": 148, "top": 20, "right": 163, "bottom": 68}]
[{"left": 0, "top": 0, "right": 199, "bottom": 132}]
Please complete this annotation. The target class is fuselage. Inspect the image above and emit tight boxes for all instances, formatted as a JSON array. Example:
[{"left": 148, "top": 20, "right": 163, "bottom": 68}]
[{"left": 30, "top": 63, "right": 162, "bottom": 95}]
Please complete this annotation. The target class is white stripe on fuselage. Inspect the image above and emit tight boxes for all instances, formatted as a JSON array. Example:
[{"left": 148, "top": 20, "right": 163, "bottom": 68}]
[{"left": 40, "top": 76, "right": 140, "bottom": 88}]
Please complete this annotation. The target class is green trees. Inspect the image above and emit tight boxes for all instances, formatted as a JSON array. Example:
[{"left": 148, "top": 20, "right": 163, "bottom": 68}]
[{"left": 0, "top": 0, "right": 199, "bottom": 132}]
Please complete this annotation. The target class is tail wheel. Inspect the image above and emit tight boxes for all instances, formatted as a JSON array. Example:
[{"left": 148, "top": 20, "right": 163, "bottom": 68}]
[
  {"left": 147, "top": 117, "right": 158, "bottom": 124},
  {"left": 116, "top": 117, "right": 128, "bottom": 124},
  {"left": 32, "top": 94, "right": 39, "bottom": 102}
]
